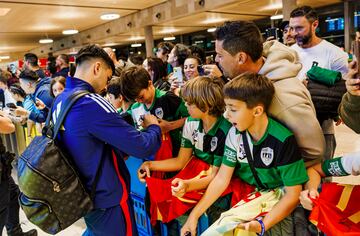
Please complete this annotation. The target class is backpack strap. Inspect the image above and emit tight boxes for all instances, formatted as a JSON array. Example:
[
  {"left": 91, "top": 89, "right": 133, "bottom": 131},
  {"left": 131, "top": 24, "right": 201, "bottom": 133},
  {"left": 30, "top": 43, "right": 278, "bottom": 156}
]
[
  {"left": 241, "top": 131, "right": 266, "bottom": 190},
  {"left": 52, "top": 90, "right": 90, "bottom": 139}
]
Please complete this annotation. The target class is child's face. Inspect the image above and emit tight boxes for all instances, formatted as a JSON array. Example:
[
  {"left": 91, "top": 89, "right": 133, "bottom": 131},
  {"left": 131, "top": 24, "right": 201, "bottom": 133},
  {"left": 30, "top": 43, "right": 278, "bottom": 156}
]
[
  {"left": 185, "top": 102, "right": 204, "bottom": 119},
  {"left": 224, "top": 98, "right": 254, "bottom": 132},
  {"left": 52, "top": 82, "right": 64, "bottom": 97},
  {"left": 135, "top": 86, "right": 154, "bottom": 105}
]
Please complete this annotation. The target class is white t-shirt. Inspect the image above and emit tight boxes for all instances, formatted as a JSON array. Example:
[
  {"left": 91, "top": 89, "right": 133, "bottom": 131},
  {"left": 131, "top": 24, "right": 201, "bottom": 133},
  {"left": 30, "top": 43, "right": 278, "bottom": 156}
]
[
  {"left": 291, "top": 40, "right": 349, "bottom": 135},
  {"left": 291, "top": 40, "right": 348, "bottom": 81}
]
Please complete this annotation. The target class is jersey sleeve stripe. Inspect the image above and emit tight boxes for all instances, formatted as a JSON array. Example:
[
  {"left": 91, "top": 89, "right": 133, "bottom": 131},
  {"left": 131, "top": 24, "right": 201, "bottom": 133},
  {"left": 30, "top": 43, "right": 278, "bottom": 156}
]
[
  {"left": 86, "top": 94, "right": 111, "bottom": 113},
  {"left": 93, "top": 94, "right": 118, "bottom": 113}
]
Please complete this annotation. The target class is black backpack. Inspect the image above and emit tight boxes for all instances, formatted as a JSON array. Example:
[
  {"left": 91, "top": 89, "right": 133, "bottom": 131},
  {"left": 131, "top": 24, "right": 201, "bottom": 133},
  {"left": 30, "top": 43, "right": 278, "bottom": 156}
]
[{"left": 18, "top": 90, "right": 103, "bottom": 235}]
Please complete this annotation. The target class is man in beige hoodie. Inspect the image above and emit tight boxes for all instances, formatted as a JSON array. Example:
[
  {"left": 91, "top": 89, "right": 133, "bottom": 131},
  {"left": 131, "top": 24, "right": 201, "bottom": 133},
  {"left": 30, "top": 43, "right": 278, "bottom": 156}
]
[{"left": 204, "top": 20, "right": 325, "bottom": 167}]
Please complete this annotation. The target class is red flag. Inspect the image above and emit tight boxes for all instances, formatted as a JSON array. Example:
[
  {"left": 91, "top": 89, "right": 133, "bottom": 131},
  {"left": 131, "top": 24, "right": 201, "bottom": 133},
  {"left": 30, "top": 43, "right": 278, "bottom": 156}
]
[
  {"left": 309, "top": 183, "right": 360, "bottom": 236},
  {"left": 146, "top": 158, "right": 255, "bottom": 225}
]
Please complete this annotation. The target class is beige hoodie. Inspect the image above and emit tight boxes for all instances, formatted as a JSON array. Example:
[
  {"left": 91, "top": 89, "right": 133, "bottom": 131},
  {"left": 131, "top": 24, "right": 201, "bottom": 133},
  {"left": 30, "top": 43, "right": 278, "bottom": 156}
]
[{"left": 259, "top": 40, "right": 325, "bottom": 167}]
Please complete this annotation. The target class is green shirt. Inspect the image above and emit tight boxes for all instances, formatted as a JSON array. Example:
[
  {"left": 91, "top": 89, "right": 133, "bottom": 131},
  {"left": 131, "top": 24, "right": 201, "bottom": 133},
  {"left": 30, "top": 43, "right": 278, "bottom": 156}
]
[
  {"left": 181, "top": 116, "right": 232, "bottom": 166},
  {"left": 129, "top": 89, "right": 188, "bottom": 155},
  {"left": 222, "top": 118, "right": 308, "bottom": 189}
]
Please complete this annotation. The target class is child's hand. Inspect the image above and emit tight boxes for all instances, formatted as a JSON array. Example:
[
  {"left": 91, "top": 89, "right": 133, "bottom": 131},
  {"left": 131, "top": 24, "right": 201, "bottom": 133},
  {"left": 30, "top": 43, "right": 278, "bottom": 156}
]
[
  {"left": 171, "top": 178, "right": 188, "bottom": 198},
  {"left": 138, "top": 161, "right": 151, "bottom": 183},
  {"left": 344, "top": 61, "right": 360, "bottom": 96},
  {"left": 300, "top": 189, "right": 319, "bottom": 210},
  {"left": 142, "top": 114, "right": 159, "bottom": 128},
  {"left": 181, "top": 215, "right": 198, "bottom": 236},
  {"left": 35, "top": 98, "right": 46, "bottom": 110},
  {"left": 14, "top": 106, "right": 29, "bottom": 117},
  {"left": 237, "top": 220, "right": 262, "bottom": 233}
]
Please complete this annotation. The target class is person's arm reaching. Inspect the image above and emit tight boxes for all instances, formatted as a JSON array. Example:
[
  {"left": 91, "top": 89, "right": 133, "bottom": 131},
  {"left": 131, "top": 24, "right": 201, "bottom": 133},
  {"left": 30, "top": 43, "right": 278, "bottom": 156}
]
[
  {"left": 180, "top": 164, "right": 234, "bottom": 236},
  {"left": 0, "top": 110, "right": 15, "bottom": 134}
]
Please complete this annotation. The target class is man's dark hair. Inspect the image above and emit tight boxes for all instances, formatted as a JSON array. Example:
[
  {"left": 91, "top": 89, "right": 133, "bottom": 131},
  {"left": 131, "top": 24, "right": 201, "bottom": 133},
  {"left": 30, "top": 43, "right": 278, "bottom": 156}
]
[
  {"left": 58, "top": 54, "right": 70, "bottom": 65},
  {"left": 76, "top": 45, "right": 115, "bottom": 74},
  {"left": 290, "top": 6, "right": 318, "bottom": 22},
  {"left": 129, "top": 55, "right": 144, "bottom": 66},
  {"left": 215, "top": 21, "right": 263, "bottom": 62},
  {"left": 107, "top": 77, "right": 121, "bottom": 99},
  {"left": 24, "top": 53, "right": 39, "bottom": 67},
  {"left": 189, "top": 45, "right": 205, "bottom": 64},
  {"left": 224, "top": 72, "right": 275, "bottom": 112},
  {"left": 9, "top": 83, "right": 26, "bottom": 98},
  {"left": 146, "top": 57, "right": 167, "bottom": 83},
  {"left": 173, "top": 44, "right": 191, "bottom": 67},
  {"left": 157, "top": 42, "right": 174, "bottom": 54},
  {"left": 119, "top": 66, "right": 151, "bottom": 102},
  {"left": 19, "top": 69, "right": 39, "bottom": 81}
]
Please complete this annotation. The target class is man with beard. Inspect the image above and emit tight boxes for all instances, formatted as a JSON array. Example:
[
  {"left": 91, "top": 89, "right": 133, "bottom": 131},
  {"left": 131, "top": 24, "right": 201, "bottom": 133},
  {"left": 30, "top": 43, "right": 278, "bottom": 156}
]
[{"left": 290, "top": 6, "right": 348, "bottom": 161}]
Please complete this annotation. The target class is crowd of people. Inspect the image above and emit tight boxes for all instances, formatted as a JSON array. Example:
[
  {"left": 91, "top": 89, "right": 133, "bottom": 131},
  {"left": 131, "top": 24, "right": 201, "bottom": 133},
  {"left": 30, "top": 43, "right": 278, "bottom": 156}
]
[{"left": 0, "top": 5, "right": 359, "bottom": 236}]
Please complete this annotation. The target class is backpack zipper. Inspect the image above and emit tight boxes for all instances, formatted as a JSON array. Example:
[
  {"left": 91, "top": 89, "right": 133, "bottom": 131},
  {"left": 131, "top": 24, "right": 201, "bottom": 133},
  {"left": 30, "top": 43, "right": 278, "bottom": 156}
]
[{"left": 23, "top": 158, "right": 62, "bottom": 193}]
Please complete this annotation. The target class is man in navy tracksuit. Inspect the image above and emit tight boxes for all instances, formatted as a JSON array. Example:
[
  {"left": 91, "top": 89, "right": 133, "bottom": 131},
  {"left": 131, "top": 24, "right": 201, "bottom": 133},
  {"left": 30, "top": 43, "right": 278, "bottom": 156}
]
[{"left": 52, "top": 45, "right": 162, "bottom": 236}]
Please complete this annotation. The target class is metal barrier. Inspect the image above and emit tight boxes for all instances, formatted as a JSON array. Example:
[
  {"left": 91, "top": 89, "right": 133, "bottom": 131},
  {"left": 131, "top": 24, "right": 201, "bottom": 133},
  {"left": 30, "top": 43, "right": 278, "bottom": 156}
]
[{"left": 1, "top": 123, "right": 27, "bottom": 157}]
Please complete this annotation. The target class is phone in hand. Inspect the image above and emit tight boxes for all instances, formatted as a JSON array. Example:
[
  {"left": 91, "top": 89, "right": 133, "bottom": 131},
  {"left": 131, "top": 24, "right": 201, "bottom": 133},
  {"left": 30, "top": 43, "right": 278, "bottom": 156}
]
[
  {"left": 197, "top": 65, "right": 205, "bottom": 76},
  {"left": 6, "top": 103, "right": 17, "bottom": 109},
  {"left": 265, "top": 27, "right": 280, "bottom": 40},
  {"left": 173, "top": 67, "right": 183, "bottom": 83}
]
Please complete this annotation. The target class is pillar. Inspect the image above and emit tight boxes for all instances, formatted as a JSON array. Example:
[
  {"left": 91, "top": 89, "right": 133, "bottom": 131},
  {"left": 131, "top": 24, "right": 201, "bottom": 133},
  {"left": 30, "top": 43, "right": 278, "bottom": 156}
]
[
  {"left": 144, "top": 26, "right": 154, "bottom": 57},
  {"left": 282, "top": 0, "right": 297, "bottom": 21}
]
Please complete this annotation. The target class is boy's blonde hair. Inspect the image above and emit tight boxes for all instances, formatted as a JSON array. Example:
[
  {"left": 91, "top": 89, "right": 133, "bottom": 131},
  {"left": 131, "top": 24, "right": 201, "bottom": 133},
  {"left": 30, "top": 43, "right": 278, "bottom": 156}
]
[{"left": 181, "top": 76, "right": 225, "bottom": 117}]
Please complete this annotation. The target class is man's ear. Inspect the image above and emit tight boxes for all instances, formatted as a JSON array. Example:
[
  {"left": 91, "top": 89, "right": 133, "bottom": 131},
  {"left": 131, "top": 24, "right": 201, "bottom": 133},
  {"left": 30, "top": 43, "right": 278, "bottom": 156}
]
[
  {"left": 93, "top": 61, "right": 101, "bottom": 76},
  {"left": 312, "top": 20, "right": 319, "bottom": 31},
  {"left": 238, "top": 52, "right": 248, "bottom": 65}
]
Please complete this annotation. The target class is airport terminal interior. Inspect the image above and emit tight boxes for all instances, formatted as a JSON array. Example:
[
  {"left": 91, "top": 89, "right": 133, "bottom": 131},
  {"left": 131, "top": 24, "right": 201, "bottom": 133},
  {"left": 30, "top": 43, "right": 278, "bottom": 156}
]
[{"left": 0, "top": 0, "right": 360, "bottom": 235}]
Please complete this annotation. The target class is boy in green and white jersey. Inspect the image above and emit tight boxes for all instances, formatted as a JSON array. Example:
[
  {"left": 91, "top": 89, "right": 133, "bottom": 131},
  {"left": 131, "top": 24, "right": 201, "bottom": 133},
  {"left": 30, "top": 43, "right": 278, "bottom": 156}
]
[
  {"left": 182, "top": 73, "right": 309, "bottom": 236},
  {"left": 120, "top": 66, "right": 188, "bottom": 156}
]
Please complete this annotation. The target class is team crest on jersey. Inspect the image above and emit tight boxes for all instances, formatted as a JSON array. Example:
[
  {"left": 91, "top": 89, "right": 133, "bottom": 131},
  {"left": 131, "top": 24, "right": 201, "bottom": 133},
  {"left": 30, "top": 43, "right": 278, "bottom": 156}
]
[
  {"left": 260, "top": 147, "right": 274, "bottom": 166},
  {"left": 237, "top": 143, "right": 246, "bottom": 161},
  {"left": 210, "top": 137, "right": 218, "bottom": 152},
  {"left": 155, "top": 107, "right": 164, "bottom": 119},
  {"left": 192, "top": 130, "right": 199, "bottom": 142}
]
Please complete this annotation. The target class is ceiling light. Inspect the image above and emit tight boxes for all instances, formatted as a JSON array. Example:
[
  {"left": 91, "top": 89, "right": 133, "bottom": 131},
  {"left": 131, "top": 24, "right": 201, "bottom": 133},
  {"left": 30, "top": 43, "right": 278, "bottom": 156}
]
[
  {"left": 0, "top": 8, "right": 11, "bottom": 16},
  {"left": 112, "top": 49, "right": 116, "bottom": 52},
  {"left": 0, "top": 56, "right": 10, "bottom": 60},
  {"left": 62, "top": 29, "right": 79, "bottom": 35},
  {"left": 39, "top": 38, "right": 53, "bottom": 44},
  {"left": 131, "top": 43, "right": 142, "bottom": 48},
  {"left": 128, "top": 36, "right": 144, "bottom": 41},
  {"left": 160, "top": 28, "right": 178, "bottom": 34},
  {"left": 207, "top": 28, "right": 216, "bottom": 32},
  {"left": 163, "top": 36, "right": 175, "bottom": 41},
  {"left": 270, "top": 14, "right": 283, "bottom": 20},
  {"left": 101, "top": 13, "right": 120, "bottom": 20}
]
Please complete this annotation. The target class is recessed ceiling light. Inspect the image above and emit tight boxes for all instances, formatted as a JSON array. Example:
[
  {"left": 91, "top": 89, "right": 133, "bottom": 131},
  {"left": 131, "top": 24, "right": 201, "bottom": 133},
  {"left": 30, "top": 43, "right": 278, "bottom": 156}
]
[
  {"left": 62, "top": 29, "right": 79, "bottom": 35},
  {"left": 0, "top": 8, "right": 11, "bottom": 16},
  {"left": 160, "top": 28, "right": 178, "bottom": 34},
  {"left": 0, "top": 56, "right": 10, "bottom": 60},
  {"left": 39, "top": 38, "right": 53, "bottom": 44},
  {"left": 131, "top": 43, "right": 142, "bottom": 48},
  {"left": 270, "top": 14, "right": 283, "bottom": 20},
  {"left": 100, "top": 13, "right": 120, "bottom": 20},
  {"left": 163, "top": 37, "right": 175, "bottom": 41},
  {"left": 207, "top": 28, "right": 216, "bottom": 32}
]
